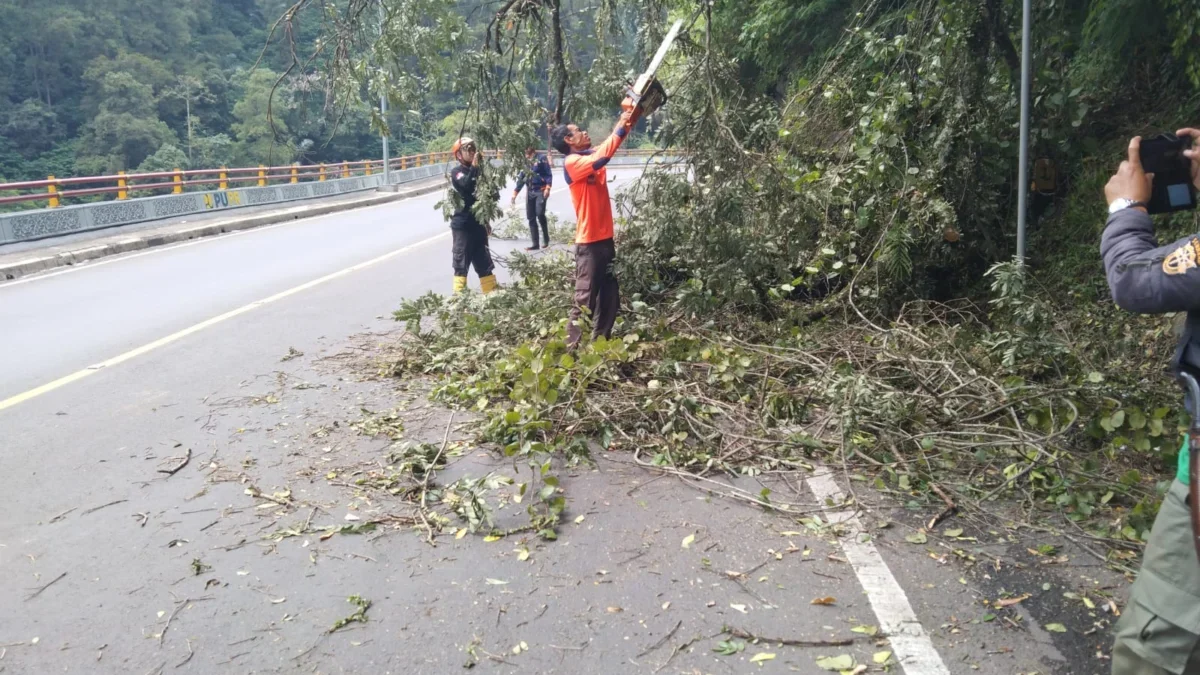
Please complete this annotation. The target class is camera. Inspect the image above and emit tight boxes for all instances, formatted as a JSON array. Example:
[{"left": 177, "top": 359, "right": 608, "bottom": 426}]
[{"left": 1140, "top": 133, "right": 1197, "bottom": 214}]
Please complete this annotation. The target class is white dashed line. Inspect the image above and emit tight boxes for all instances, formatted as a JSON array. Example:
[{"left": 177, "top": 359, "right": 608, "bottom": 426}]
[{"left": 806, "top": 466, "right": 951, "bottom": 675}]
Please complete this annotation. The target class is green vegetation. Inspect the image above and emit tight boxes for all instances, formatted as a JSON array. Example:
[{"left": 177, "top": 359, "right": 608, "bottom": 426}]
[{"left": 375, "top": 0, "right": 1200, "bottom": 557}]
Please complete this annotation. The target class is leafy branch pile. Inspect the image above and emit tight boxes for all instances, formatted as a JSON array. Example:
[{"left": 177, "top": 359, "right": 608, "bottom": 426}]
[
  {"left": 264, "top": 0, "right": 1200, "bottom": 554},
  {"left": 388, "top": 252, "right": 1176, "bottom": 550}
]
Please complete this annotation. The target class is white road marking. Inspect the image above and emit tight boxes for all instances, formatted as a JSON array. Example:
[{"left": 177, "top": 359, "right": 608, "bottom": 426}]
[
  {"left": 0, "top": 231, "right": 449, "bottom": 413},
  {"left": 806, "top": 466, "right": 950, "bottom": 675}
]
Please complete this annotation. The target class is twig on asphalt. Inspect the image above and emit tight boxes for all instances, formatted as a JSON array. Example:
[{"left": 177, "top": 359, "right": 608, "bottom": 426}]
[
  {"left": 926, "top": 482, "right": 959, "bottom": 529},
  {"left": 82, "top": 500, "right": 127, "bottom": 516},
  {"left": 25, "top": 572, "right": 67, "bottom": 601},
  {"left": 653, "top": 634, "right": 703, "bottom": 674},
  {"left": 550, "top": 641, "right": 590, "bottom": 651},
  {"left": 49, "top": 507, "right": 76, "bottom": 523},
  {"left": 158, "top": 449, "right": 192, "bottom": 476},
  {"left": 159, "top": 596, "right": 212, "bottom": 646},
  {"left": 637, "top": 620, "right": 682, "bottom": 658},
  {"left": 174, "top": 639, "right": 194, "bottom": 668},
  {"left": 723, "top": 626, "right": 860, "bottom": 647},
  {"left": 417, "top": 412, "right": 454, "bottom": 545}
]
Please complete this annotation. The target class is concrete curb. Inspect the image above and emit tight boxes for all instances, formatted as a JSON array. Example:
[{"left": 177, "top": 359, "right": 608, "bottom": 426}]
[{"left": 0, "top": 181, "right": 445, "bottom": 282}]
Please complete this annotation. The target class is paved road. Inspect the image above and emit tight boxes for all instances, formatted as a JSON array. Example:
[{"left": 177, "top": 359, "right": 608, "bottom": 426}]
[{"left": 0, "top": 169, "right": 1113, "bottom": 674}]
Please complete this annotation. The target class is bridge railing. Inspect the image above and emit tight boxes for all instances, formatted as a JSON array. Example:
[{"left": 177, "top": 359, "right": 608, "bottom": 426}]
[{"left": 0, "top": 148, "right": 666, "bottom": 210}]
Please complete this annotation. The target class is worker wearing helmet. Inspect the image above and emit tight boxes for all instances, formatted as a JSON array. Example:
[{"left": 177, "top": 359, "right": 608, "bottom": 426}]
[{"left": 448, "top": 137, "right": 498, "bottom": 295}]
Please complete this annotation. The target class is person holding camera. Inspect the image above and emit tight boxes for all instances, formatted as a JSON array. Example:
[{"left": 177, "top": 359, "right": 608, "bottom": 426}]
[
  {"left": 448, "top": 136, "right": 498, "bottom": 295},
  {"left": 1102, "top": 129, "right": 1200, "bottom": 674}
]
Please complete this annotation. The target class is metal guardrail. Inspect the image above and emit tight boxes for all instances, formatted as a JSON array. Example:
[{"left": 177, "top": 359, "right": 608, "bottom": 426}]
[
  {"left": 0, "top": 149, "right": 667, "bottom": 209},
  {"left": 0, "top": 153, "right": 458, "bottom": 209}
]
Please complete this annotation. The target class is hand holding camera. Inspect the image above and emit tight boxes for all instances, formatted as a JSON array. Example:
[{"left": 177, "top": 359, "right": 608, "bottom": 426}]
[{"left": 1107, "top": 131, "right": 1198, "bottom": 214}]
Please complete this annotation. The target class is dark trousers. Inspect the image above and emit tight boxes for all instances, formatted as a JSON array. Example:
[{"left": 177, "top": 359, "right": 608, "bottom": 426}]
[
  {"left": 568, "top": 238, "right": 619, "bottom": 346},
  {"left": 451, "top": 224, "right": 495, "bottom": 278},
  {"left": 527, "top": 191, "right": 549, "bottom": 248}
]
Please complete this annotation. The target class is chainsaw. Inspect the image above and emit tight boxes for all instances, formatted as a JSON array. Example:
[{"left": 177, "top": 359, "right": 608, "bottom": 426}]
[{"left": 624, "top": 19, "right": 684, "bottom": 116}]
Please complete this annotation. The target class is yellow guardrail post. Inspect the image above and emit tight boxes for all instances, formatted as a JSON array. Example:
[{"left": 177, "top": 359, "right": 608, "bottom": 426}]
[
  {"left": 219, "top": 167, "right": 228, "bottom": 190},
  {"left": 117, "top": 171, "right": 128, "bottom": 200},
  {"left": 173, "top": 169, "right": 182, "bottom": 194},
  {"left": 342, "top": 161, "right": 350, "bottom": 178},
  {"left": 291, "top": 164, "right": 298, "bottom": 184},
  {"left": 47, "top": 176, "right": 59, "bottom": 208},
  {"left": 365, "top": 161, "right": 372, "bottom": 176},
  {"left": 319, "top": 164, "right": 326, "bottom": 181},
  {"left": 401, "top": 155, "right": 407, "bottom": 170},
  {"left": 258, "top": 166, "right": 266, "bottom": 187}
]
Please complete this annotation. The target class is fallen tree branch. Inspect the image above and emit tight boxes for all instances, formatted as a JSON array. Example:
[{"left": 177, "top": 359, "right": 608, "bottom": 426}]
[
  {"left": 723, "top": 626, "right": 861, "bottom": 647},
  {"left": 25, "top": 572, "right": 66, "bottom": 601},
  {"left": 158, "top": 448, "right": 192, "bottom": 477}
]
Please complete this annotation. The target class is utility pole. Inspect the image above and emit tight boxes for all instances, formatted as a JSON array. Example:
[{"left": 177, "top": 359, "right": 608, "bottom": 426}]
[
  {"left": 379, "top": 1, "right": 391, "bottom": 185},
  {"left": 1016, "top": 0, "right": 1032, "bottom": 264}
]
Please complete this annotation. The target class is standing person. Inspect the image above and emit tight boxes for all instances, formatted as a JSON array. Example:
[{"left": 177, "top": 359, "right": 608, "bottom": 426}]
[
  {"left": 448, "top": 136, "right": 498, "bottom": 295},
  {"left": 549, "top": 100, "right": 639, "bottom": 347},
  {"left": 1102, "top": 130, "right": 1200, "bottom": 674},
  {"left": 512, "top": 146, "right": 553, "bottom": 250}
]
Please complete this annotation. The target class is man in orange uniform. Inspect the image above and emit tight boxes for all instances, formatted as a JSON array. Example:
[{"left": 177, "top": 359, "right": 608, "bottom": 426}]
[{"left": 549, "top": 101, "right": 639, "bottom": 346}]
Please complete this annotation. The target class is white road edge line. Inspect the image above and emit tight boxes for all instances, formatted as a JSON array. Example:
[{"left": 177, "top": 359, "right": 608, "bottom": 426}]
[
  {"left": 806, "top": 466, "right": 951, "bottom": 675},
  {"left": 0, "top": 231, "right": 449, "bottom": 413}
]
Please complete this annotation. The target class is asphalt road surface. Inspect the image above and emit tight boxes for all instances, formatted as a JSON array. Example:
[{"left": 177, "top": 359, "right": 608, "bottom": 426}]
[{"left": 0, "top": 169, "right": 1117, "bottom": 674}]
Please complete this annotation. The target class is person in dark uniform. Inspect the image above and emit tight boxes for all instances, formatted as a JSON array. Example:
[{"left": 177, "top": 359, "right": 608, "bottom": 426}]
[
  {"left": 512, "top": 146, "right": 553, "bottom": 250},
  {"left": 448, "top": 136, "right": 498, "bottom": 295},
  {"left": 1102, "top": 130, "right": 1200, "bottom": 674}
]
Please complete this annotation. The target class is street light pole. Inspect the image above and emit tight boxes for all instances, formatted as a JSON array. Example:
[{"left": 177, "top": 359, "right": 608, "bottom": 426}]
[
  {"left": 1016, "top": 0, "right": 1032, "bottom": 264},
  {"left": 379, "top": 1, "right": 391, "bottom": 185}
]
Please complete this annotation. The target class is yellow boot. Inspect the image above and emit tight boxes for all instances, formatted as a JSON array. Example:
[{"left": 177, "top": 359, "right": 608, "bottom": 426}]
[
  {"left": 480, "top": 274, "right": 498, "bottom": 295},
  {"left": 452, "top": 276, "right": 468, "bottom": 294}
]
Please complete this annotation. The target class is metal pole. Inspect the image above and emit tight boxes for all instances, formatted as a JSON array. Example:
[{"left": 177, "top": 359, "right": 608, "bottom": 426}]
[
  {"left": 379, "top": 1, "right": 391, "bottom": 185},
  {"left": 1016, "top": 0, "right": 1032, "bottom": 264}
]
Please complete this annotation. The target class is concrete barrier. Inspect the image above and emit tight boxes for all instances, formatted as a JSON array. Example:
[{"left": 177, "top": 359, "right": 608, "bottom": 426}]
[{"left": 0, "top": 162, "right": 456, "bottom": 245}]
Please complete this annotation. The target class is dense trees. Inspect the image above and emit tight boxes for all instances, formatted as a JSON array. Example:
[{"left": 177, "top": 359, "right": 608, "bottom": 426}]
[{"left": 0, "top": 0, "right": 418, "bottom": 181}]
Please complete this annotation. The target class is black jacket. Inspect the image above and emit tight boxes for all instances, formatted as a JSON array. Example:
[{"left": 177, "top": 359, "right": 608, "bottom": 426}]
[
  {"left": 1101, "top": 207, "right": 1200, "bottom": 314},
  {"left": 449, "top": 164, "right": 482, "bottom": 230}
]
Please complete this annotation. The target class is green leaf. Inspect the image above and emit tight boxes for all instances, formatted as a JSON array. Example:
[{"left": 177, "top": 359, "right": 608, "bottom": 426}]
[
  {"left": 905, "top": 532, "right": 927, "bottom": 544},
  {"left": 713, "top": 640, "right": 745, "bottom": 656},
  {"left": 1149, "top": 418, "right": 1165, "bottom": 437},
  {"left": 1045, "top": 623, "right": 1067, "bottom": 633},
  {"left": 681, "top": 533, "right": 696, "bottom": 549},
  {"left": 873, "top": 651, "right": 893, "bottom": 664},
  {"left": 1128, "top": 409, "right": 1147, "bottom": 431},
  {"left": 851, "top": 625, "right": 878, "bottom": 636},
  {"left": 749, "top": 652, "right": 776, "bottom": 663},
  {"left": 1111, "top": 410, "right": 1126, "bottom": 429},
  {"left": 943, "top": 528, "right": 963, "bottom": 538},
  {"left": 1086, "top": 371, "right": 1104, "bottom": 383},
  {"left": 815, "top": 655, "right": 855, "bottom": 671}
]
